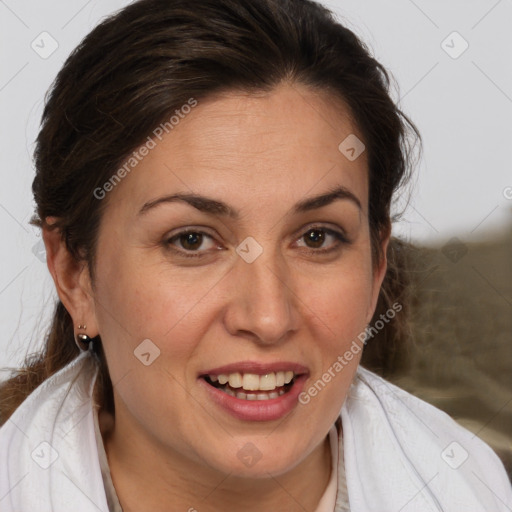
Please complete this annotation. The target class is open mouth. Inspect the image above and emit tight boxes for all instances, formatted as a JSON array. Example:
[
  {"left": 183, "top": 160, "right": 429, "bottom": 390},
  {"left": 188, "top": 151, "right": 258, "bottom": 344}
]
[{"left": 201, "top": 371, "right": 296, "bottom": 401}]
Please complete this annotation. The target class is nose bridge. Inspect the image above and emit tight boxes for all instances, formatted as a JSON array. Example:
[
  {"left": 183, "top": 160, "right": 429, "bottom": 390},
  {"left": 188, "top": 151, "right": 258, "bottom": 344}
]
[{"left": 225, "top": 238, "right": 297, "bottom": 344}]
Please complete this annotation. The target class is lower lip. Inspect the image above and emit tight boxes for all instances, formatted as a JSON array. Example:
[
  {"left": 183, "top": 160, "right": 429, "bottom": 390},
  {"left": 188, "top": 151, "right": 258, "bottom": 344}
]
[{"left": 198, "top": 374, "right": 308, "bottom": 422}]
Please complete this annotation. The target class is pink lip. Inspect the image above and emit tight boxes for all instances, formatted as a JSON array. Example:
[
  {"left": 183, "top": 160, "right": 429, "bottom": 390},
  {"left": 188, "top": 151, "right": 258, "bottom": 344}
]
[
  {"left": 198, "top": 373, "right": 309, "bottom": 422},
  {"left": 199, "top": 361, "right": 309, "bottom": 376}
]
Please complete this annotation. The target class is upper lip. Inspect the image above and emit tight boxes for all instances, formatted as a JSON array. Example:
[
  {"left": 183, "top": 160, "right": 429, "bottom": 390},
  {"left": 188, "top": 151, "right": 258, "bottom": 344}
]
[{"left": 199, "top": 361, "right": 309, "bottom": 377}]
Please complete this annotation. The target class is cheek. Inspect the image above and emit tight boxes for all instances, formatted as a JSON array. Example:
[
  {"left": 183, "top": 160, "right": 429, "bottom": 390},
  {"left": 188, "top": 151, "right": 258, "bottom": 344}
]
[
  {"left": 297, "top": 257, "right": 374, "bottom": 409},
  {"left": 92, "top": 259, "right": 204, "bottom": 435},
  {"left": 307, "top": 263, "right": 375, "bottom": 341},
  {"left": 308, "top": 279, "right": 370, "bottom": 393},
  {"left": 93, "top": 251, "right": 217, "bottom": 377}
]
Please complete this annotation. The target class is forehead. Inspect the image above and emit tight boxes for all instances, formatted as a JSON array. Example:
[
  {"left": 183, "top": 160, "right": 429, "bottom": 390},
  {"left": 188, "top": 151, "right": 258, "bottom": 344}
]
[{"left": 104, "top": 82, "right": 368, "bottom": 217}]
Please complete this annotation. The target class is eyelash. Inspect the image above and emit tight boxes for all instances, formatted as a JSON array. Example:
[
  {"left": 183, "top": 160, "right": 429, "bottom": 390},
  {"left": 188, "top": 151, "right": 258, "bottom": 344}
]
[{"left": 164, "top": 225, "right": 350, "bottom": 259}]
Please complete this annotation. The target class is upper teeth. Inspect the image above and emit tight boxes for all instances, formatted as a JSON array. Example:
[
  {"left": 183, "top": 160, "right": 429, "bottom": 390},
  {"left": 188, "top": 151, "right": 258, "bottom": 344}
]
[{"left": 210, "top": 371, "right": 295, "bottom": 391}]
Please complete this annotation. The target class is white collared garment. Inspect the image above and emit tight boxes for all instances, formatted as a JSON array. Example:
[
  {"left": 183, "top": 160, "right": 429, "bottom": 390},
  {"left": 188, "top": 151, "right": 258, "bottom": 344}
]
[
  {"left": 1, "top": 350, "right": 511, "bottom": 511},
  {"left": 92, "top": 380, "right": 349, "bottom": 511}
]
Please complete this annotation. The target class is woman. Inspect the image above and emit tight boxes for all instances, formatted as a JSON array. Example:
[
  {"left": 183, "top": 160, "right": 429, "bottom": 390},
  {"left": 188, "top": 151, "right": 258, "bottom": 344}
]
[{"left": 1, "top": 0, "right": 510, "bottom": 510}]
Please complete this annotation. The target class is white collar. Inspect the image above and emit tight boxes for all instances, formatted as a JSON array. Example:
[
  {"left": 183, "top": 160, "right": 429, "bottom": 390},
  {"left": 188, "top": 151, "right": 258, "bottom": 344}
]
[
  {"left": 1, "top": 351, "right": 511, "bottom": 511},
  {"left": 92, "top": 384, "right": 345, "bottom": 511}
]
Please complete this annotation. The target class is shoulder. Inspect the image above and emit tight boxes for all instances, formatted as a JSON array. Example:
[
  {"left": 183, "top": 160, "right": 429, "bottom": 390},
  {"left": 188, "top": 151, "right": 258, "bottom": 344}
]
[
  {"left": 339, "top": 365, "right": 512, "bottom": 511},
  {"left": 0, "top": 352, "right": 97, "bottom": 435},
  {"left": 0, "top": 352, "right": 107, "bottom": 512},
  {"left": 351, "top": 365, "right": 508, "bottom": 470}
]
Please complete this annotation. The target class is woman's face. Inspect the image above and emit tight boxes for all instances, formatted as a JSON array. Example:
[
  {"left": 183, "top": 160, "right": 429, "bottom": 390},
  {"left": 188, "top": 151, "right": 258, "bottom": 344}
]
[{"left": 87, "top": 83, "right": 388, "bottom": 477}]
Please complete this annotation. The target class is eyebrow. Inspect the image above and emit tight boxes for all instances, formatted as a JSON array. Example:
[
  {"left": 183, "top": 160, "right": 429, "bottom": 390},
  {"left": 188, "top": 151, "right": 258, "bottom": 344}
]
[{"left": 137, "top": 185, "right": 362, "bottom": 219}]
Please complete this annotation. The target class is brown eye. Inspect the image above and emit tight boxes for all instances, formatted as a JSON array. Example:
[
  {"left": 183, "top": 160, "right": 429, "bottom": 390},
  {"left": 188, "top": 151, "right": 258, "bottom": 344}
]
[
  {"left": 165, "top": 229, "right": 218, "bottom": 257},
  {"left": 296, "top": 226, "right": 348, "bottom": 254},
  {"left": 179, "top": 232, "right": 203, "bottom": 251},
  {"left": 303, "top": 229, "right": 326, "bottom": 249}
]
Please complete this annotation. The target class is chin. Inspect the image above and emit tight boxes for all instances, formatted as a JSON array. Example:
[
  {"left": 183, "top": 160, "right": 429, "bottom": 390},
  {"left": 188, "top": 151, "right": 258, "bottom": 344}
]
[{"left": 199, "top": 435, "right": 313, "bottom": 479}]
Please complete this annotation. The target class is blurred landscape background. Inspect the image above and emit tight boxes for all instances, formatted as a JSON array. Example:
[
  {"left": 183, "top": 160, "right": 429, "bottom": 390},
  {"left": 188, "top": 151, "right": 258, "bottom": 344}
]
[{"left": 364, "top": 220, "right": 512, "bottom": 481}]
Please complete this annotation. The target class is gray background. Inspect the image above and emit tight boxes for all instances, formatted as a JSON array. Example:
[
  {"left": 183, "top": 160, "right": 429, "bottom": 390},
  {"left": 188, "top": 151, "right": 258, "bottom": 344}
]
[{"left": 1, "top": 0, "right": 511, "bottom": 371}]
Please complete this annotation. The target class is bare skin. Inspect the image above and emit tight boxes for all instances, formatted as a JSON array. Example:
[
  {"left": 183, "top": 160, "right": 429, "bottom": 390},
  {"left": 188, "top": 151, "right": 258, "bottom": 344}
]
[{"left": 43, "top": 82, "right": 389, "bottom": 511}]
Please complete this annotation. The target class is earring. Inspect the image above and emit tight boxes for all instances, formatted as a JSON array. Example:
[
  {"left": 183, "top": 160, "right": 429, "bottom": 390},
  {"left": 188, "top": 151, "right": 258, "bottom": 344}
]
[{"left": 76, "top": 324, "right": 93, "bottom": 351}]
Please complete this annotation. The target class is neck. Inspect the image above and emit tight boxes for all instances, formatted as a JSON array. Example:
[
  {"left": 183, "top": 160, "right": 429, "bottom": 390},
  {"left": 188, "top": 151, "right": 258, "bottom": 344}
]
[{"left": 101, "top": 408, "right": 333, "bottom": 512}]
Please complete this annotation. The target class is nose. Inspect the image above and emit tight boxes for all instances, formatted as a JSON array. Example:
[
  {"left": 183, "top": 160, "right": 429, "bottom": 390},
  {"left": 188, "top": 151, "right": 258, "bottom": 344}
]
[{"left": 223, "top": 244, "right": 299, "bottom": 346}]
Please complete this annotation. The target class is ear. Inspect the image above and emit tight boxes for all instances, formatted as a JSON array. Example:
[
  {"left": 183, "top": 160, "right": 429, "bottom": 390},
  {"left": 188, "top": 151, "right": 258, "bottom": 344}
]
[
  {"left": 366, "top": 227, "right": 391, "bottom": 324},
  {"left": 42, "top": 217, "right": 99, "bottom": 339}
]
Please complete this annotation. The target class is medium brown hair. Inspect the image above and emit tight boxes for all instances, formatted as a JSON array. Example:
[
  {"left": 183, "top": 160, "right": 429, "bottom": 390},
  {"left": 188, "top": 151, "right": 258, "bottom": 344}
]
[{"left": 0, "top": 0, "right": 421, "bottom": 423}]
